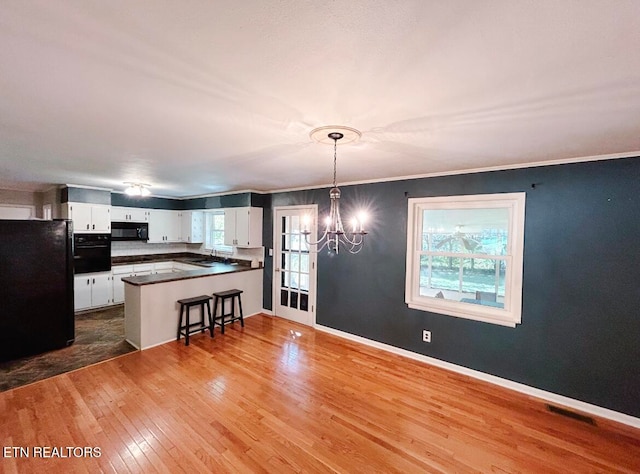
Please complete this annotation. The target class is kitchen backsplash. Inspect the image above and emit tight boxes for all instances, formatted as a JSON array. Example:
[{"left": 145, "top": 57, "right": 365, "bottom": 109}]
[{"left": 111, "top": 241, "right": 264, "bottom": 262}]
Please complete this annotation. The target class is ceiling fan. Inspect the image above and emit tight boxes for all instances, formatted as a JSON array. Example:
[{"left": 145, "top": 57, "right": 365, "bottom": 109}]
[{"left": 435, "top": 225, "right": 482, "bottom": 252}]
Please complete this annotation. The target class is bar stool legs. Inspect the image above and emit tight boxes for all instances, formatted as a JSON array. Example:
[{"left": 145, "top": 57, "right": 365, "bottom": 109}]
[
  {"left": 177, "top": 295, "right": 213, "bottom": 346},
  {"left": 212, "top": 289, "right": 244, "bottom": 334}
]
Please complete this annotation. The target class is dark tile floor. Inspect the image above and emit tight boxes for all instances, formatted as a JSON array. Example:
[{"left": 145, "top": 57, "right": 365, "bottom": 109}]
[{"left": 0, "top": 305, "right": 136, "bottom": 392}]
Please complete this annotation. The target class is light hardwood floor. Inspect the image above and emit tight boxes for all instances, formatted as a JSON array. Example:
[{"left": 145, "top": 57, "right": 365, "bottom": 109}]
[{"left": 1, "top": 314, "right": 639, "bottom": 473}]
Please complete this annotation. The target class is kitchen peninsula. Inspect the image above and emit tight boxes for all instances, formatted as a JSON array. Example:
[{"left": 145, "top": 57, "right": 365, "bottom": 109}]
[{"left": 123, "top": 259, "right": 262, "bottom": 349}]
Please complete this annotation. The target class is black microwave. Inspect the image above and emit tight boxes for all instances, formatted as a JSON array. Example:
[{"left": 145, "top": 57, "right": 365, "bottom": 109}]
[{"left": 111, "top": 222, "right": 148, "bottom": 241}]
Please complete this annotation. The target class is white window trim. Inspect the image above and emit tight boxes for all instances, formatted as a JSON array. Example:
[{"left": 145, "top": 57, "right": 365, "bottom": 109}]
[
  {"left": 204, "top": 210, "right": 234, "bottom": 254},
  {"left": 405, "top": 192, "right": 526, "bottom": 328}
]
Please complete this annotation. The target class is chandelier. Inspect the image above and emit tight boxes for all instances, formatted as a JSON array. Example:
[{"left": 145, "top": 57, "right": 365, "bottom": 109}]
[
  {"left": 301, "top": 126, "right": 368, "bottom": 254},
  {"left": 124, "top": 182, "right": 151, "bottom": 196}
]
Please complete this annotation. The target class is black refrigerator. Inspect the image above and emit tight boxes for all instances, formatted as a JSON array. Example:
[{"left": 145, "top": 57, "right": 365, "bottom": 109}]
[{"left": 0, "top": 219, "right": 75, "bottom": 362}]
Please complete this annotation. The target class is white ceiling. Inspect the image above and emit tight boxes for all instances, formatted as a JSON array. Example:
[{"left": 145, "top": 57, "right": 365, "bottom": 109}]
[{"left": 1, "top": 1, "right": 639, "bottom": 198}]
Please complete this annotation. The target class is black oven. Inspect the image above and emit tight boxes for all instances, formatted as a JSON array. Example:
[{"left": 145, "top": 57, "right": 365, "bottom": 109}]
[
  {"left": 73, "top": 234, "right": 111, "bottom": 274},
  {"left": 111, "top": 222, "right": 148, "bottom": 241}
]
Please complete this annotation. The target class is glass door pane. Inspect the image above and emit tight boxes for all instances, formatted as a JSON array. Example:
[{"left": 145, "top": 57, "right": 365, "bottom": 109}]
[{"left": 275, "top": 208, "right": 317, "bottom": 326}]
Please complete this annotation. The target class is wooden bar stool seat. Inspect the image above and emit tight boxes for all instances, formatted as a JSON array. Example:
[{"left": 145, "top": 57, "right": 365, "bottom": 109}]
[
  {"left": 212, "top": 289, "right": 244, "bottom": 334},
  {"left": 177, "top": 295, "right": 213, "bottom": 346}
]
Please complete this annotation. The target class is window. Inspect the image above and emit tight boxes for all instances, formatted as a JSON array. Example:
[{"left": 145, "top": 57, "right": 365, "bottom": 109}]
[
  {"left": 205, "top": 211, "right": 233, "bottom": 253},
  {"left": 405, "top": 193, "right": 526, "bottom": 327}
]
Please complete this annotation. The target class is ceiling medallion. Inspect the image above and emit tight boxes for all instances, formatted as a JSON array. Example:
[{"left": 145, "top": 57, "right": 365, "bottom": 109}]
[{"left": 309, "top": 125, "right": 361, "bottom": 145}]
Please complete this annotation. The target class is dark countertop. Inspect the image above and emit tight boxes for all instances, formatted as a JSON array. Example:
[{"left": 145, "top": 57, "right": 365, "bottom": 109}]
[
  {"left": 122, "top": 262, "right": 259, "bottom": 286},
  {"left": 116, "top": 252, "right": 261, "bottom": 286}
]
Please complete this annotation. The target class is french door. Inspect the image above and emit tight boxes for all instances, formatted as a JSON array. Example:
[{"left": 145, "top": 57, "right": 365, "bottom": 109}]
[{"left": 273, "top": 206, "right": 317, "bottom": 326}]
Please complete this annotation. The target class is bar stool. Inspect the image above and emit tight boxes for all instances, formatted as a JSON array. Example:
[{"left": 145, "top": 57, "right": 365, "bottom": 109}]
[
  {"left": 212, "top": 289, "right": 244, "bottom": 334},
  {"left": 177, "top": 295, "right": 213, "bottom": 346}
]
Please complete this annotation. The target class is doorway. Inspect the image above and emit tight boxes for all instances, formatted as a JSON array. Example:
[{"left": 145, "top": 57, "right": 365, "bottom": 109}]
[{"left": 273, "top": 206, "right": 318, "bottom": 326}]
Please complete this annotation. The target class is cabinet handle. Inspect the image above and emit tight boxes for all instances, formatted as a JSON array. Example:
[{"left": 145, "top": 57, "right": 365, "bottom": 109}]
[
  {"left": 92, "top": 278, "right": 95, "bottom": 284},
  {"left": 92, "top": 224, "right": 95, "bottom": 230},
  {"left": 86, "top": 224, "right": 89, "bottom": 229},
  {"left": 86, "top": 279, "right": 90, "bottom": 285}
]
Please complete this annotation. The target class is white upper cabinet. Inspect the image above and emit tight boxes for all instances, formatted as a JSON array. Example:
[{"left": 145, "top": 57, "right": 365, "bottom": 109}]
[
  {"left": 224, "top": 207, "right": 262, "bottom": 247},
  {"left": 181, "top": 211, "right": 204, "bottom": 243},
  {"left": 166, "top": 212, "right": 182, "bottom": 242},
  {"left": 148, "top": 210, "right": 182, "bottom": 243},
  {"left": 63, "top": 203, "right": 110, "bottom": 233},
  {"left": 111, "top": 206, "right": 149, "bottom": 222}
]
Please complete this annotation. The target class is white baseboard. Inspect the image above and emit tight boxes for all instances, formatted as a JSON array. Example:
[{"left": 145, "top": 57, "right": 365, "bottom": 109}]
[
  {"left": 141, "top": 337, "right": 174, "bottom": 350},
  {"left": 315, "top": 324, "right": 640, "bottom": 429},
  {"left": 125, "top": 338, "right": 141, "bottom": 350}
]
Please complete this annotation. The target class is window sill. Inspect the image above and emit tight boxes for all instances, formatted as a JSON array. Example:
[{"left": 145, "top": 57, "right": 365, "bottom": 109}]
[{"left": 407, "top": 301, "right": 519, "bottom": 328}]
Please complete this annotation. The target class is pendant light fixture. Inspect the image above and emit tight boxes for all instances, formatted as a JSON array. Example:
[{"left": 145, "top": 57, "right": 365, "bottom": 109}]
[{"left": 302, "top": 126, "right": 368, "bottom": 254}]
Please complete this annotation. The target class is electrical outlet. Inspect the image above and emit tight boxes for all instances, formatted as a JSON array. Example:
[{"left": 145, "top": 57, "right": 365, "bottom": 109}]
[{"left": 422, "top": 330, "right": 431, "bottom": 343}]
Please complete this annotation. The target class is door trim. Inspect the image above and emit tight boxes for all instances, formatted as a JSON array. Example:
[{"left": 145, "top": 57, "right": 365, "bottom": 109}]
[{"left": 272, "top": 205, "right": 318, "bottom": 327}]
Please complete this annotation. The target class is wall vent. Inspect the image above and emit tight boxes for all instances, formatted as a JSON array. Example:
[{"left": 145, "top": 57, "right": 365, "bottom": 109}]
[{"left": 546, "top": 404, "right": 596, "bottom": 425}]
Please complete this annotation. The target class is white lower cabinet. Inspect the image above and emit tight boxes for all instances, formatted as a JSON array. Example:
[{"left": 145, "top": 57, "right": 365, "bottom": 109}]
[
  {"left": 112, "top": 264, "right": 153, "bottom": 303},
  {"left": 112, "top": 265, "right": 134, "bottom": 304},
  {"left": 112, "top": 262, "right": 184, "bottom": 304},
  {"left": 111, "top": 261, "right": 213, "bottom": 305},
  {"left": 74, "top": 272, "right": 112, "bottom": 311},
  {"left": 153, "top": 261, "right": 174, "bottom": 274},
  {"left": 133, "top": 263, "right": 153, "bottom": 275},
  {"left": 173, "top": 262, "right": 203, "bottom": 271}
]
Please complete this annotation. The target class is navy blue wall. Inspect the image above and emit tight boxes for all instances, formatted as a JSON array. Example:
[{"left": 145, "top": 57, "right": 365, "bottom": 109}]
[
  {"left": 111, "top": 193, "right": 183, "bottom": 210},
  {"left": 62, "top": 187, "right": 111, "bottom": 205},
  {"left": 110, "top": 191, "right": 268, "bottom": 210},
  {"left": 264, "top": 157, "right": 640, "bottom": 418}
]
